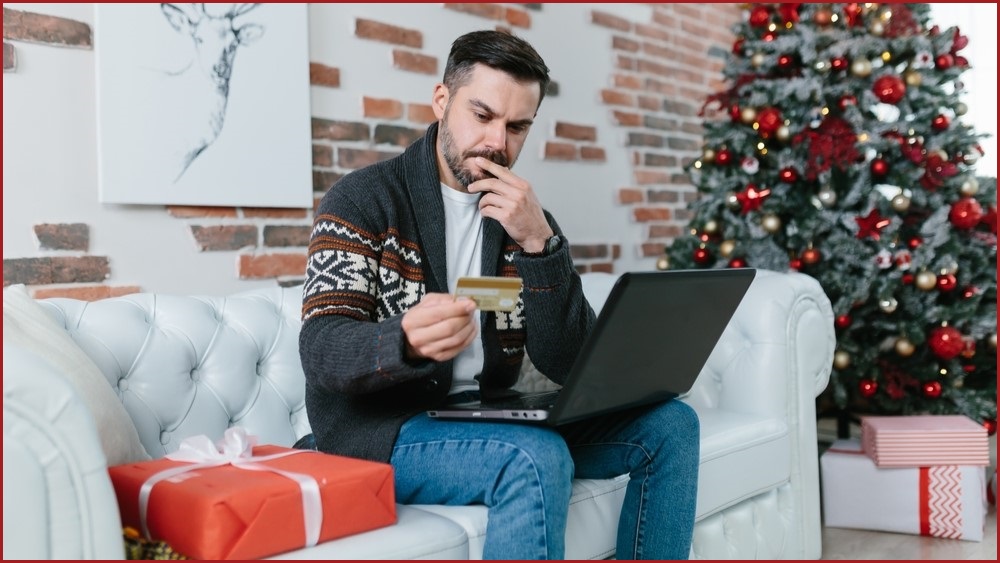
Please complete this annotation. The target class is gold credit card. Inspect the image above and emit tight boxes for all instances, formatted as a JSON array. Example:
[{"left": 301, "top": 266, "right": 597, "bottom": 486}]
[{"left": 455, "top": 276, "right": 522, "bottom": 312}]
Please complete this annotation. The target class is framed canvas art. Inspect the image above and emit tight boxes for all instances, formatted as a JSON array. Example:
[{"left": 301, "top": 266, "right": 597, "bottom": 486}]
[{"left": 95, "top": 3, "right": 312, "bottom": 208}]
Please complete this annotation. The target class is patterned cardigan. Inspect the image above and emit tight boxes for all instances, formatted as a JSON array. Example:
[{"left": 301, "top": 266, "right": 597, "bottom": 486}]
[{"left": 299, "top": 122, "right": 595, "bottom": 463}]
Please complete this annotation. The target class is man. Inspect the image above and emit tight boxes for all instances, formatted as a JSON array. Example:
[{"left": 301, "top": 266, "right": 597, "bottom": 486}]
[{"left": 300, "top": 29, "right": 699, "bottom": 560}]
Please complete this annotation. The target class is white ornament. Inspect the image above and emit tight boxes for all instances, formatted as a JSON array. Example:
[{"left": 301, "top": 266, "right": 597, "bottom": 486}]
[
  {"left": 740, "top": 157, "right": 760, "bottom": 175},
  {"left": 875, "top": 249, "right": 893, "bottom": 269}
]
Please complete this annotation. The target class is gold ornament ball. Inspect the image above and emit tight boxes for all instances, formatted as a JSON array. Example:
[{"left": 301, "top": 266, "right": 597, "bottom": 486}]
[
  {"left": 818, "top": 186, "right": 838, "bottom": 208},
  {"left": 814, "top": 60, "right": 831, "bottom": 73},
  {"left": 869, "top": 21, "right": 884, "bottom": 36},
  {"left": 990, "top": 333, "right": 997, "bottom": 349},
  {"left": 891, "top": 194, "right": 911, "bottom": 213},
  {"left": 761, "top": 213, "right": 782, "bottom": 233},
  {"left": 702, "top": 148, "right": 716, "bottom": 162},
  {"left": 741, "top": 107, "right": 758, "bottom": 124},
  {"left": 903, "top": 69, "right": 922, "bottom": 87},
  {"left": 915, "top": 270, "right": 938, "bottom": 291},
  {"left": 960, "top": 178, "right": 979, "bottom": 196},
  {"left": 895, "top": 337, "right": 915, "bottom": 357},
  {"left": 879, "top": 297, "right": 898, "bottom": 314},
  {"left": 703, "top": 219, "right": 720, "bottom": 234},
  {"left": 750, "top": 53, "right": 766, "bottom": 68},
  {"left": 719, "top": 240, "right": 736, "bottom": 258},
  {"left": 963, "top": 151, "right": 979, "bottom": 165},
  {"left": 833, "top": 350, "right": 851, "bottom": 370},
  {"left": 942, "top": 261, "right": 959, "bottom": 275},
  {"left": 656, "top": 255, "right": 670, "bottom": 271},
  {"left": 955, "top": 102, "right": 968, "bottom": 116},
  {"left": 851, "top": 58, "right": 873, "bottom": 77},
  {"left": 775, "top": 125, "right": 791, "bottom": 142}
]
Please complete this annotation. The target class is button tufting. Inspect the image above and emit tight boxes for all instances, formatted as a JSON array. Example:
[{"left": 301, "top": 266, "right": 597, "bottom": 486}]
[
  {"left": 160, "top": 431, "right": 170, "bottom": 445},
  {"left": 118, "top": 378, "right": 129, "bottom": 391},
  {"left": 190, "top": 368, "right": 199, "bottom": 382}
]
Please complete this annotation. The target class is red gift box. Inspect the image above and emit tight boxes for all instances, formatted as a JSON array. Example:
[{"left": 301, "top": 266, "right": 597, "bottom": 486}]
[{"left": 109, "top": 437, "right": 396, "bottom": 559}]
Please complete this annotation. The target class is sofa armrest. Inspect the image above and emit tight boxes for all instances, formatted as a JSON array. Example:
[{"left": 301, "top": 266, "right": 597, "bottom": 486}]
[
  {"left": 684, "top": 269, "right": 833, "bottom": 414},
  {"left": 3, "top": 345, "right": 125, "bottom": 560}
]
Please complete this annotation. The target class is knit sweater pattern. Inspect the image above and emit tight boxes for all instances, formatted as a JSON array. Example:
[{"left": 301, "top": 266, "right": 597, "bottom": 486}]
[{"left": 300, "top": 122, "right": 594, "bottom": 462}]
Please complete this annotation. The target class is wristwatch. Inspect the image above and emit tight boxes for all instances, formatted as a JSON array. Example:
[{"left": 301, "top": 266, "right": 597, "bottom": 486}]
[{"left": 525, "top": 234, "right": 563, "bottom": 257}]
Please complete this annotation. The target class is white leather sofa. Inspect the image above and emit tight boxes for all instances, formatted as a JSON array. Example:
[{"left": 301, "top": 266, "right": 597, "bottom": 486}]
[{"left": 3, "top": 269, "right": 834, "bottom": 559}]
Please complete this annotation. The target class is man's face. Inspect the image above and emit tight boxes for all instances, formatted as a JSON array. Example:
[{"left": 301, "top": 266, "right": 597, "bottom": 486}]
[{"left": 434, "top": 64, "right": 541, "bottom": 190}]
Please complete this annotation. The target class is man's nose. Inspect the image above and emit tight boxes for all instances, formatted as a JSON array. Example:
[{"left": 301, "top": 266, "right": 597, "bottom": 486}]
[{"left": 483, "top": 122, "right": 507, "bottom": 153}]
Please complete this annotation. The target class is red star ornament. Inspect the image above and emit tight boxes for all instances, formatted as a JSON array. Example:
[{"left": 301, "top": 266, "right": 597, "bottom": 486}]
[
  {"left": 855, "top": 209, "right": 890, "bottom": 240},
  {"left": 735, "top": 184, "right": 771, "bottom": 214}
]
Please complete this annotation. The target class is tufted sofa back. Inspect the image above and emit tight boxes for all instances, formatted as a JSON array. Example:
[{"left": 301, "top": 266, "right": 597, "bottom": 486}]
[{"left": 39, "top": 286, "right": 310, "bottom": 458}]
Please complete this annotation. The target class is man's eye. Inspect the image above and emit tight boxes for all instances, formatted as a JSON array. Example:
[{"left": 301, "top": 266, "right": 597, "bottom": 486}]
[{"left": 474, "top": 113, "right": 488, "bottom": 122}]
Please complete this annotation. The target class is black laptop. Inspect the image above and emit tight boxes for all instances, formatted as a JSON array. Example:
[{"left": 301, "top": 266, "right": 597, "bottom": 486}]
[{"left": 427, "top": 268, "right": 756, "bottom": 426}]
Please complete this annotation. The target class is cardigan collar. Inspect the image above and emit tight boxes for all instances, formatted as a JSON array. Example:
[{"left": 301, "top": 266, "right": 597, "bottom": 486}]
[{"left": 403, "top": 122, "right": 507, "bottom": 292}]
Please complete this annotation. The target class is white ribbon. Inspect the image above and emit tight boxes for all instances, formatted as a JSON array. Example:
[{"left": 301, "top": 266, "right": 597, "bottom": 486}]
[{"left": 138, "top": 427, "right": 322, "bottom": 548}]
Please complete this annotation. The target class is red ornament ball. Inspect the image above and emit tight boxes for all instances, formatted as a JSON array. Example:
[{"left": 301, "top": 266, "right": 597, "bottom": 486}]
[
  {"left": 873, "top": 74, "right": 906, "bottom": 104},
  {"left": 830, "top": 56, "right": 849, "bottom": 71},
  {"left": 749, "top": 5, "right": 771, "bottom": 27},
  {"left": 839, "top": 95, "right": 857, "bottom": 111},
  {"left": 835, "top": 314, "right": 852, "bottom": 330},
  {"left": 936, "top": 273, "right": 958, "bottom": 292},
  {"left": 789, "top": 258, "right": 802, "bottom": 270},
  {"left": 902, "top": 273, "right": 915, "bottom": 285},
  {"left": 932, "top": 114, "right": 950, "bottom": 131},
  {"left": 928, "top": 325, "right": 964, "bottom": 360},
  {"left": 732, "top": 38, "right": 745, "bottom": 55},
  {"left": 728, "top": 257, "right": 748, "bottom": 268},
  {"left": 693, "top": 247, "right": 713, "bottom": 265},
  {"left": 756, "top": 107, "right": 783, "bottom": 136},
  {"left": 908, "top": 237, "right": 922, "bottom": 249},
  {"left": 949, "top": 197, "right": 984, "bottom": 229},
  {"left": 778, "top": 54, "right": 794, "bottom": 69},
  {"left": 984, "top": 419, "right": 998, "bottom": 436},
  {"left": 778, "top": 167, "right": 798, "bottom": 183},
  {"left": 870, "top": 158, "right": 889, "bottom": 176},
  {"left": 922, "top": 381, "right": 942, "bottom": 399},
  {"left": 858, "top": 379, "right": 878, "bottom": 398},
  {"left": 801, "top": 247, "right": 822, "bottom": 265},
  {"left": 935, "top": 53, "right": 954, "bottom": 69},
  {"left": 715, "top": 148, "right": 733, "bottom": 166}
]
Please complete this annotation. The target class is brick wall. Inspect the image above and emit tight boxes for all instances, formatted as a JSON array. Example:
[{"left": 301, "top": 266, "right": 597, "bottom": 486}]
[{"left": 3, "top": 4, "right": 739, "bottom": 298}]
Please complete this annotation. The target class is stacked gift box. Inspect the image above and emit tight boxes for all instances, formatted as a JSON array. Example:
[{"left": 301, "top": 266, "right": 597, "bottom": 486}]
[{"left": 821, "top": 414, "right": 989, "bottom": 542}]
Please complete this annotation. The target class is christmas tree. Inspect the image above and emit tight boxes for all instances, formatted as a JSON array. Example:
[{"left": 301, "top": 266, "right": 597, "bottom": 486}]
[{"left": 663, "top": 3, "right": 997, "bottom": 435}]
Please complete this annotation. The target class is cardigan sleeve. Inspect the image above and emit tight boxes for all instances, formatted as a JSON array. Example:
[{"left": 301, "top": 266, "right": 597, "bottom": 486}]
[{"left": 300, "top": 180, "right": 436, "bottom": 395}]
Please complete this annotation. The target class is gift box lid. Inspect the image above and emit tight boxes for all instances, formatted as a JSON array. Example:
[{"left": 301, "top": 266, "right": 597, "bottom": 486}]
[{"left": 861, "top": 415, "right": 990, "bottom": 467}]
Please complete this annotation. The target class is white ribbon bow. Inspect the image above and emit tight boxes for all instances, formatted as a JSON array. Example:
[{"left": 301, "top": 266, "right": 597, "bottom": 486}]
[{"left": 138, "top": 427, "right": 322, "bottom": 548}]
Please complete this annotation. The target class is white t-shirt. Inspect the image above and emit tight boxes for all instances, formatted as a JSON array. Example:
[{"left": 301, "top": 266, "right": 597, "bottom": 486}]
[{"left": 440, "top": 184, "right": 484, "bottom": 394}]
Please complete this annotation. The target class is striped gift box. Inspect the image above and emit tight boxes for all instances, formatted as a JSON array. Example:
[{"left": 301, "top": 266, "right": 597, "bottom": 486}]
[
  {"left": 821, "top": 439, "right": 988, "bottom": 541},
  {"left": 861, "top": 415, "right": 990, "bottom": 468}
]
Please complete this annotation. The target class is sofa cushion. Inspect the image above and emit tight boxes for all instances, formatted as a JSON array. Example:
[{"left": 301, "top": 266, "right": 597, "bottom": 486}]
[
  {"left": 263, "top": 505, "right": 469, "bottom": 560},
  {"left": 3, "top": 285, "right": 149, "bottom": 465},
  {"left": 410, "top": 474, "right": 628, "bottom": 559},
  {"left": 691, "top": 406, "right": 790, "bottom": 520}
]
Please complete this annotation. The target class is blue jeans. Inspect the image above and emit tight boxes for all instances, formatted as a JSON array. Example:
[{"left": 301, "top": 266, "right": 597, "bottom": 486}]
[{"left": 389, "top": 399, "right": 700, "bottom": 559}]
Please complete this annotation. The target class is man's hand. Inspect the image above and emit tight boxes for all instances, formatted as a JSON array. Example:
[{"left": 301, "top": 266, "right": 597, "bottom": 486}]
[
  {"left": 468, "top": 157, "right": 554, "bottom": 253},
  {"left": 401, "top": 293, "right": 478, "bottom": 362}
]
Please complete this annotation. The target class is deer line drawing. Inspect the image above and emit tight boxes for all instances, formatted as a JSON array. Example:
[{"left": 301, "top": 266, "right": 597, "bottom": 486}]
[{"left": 157, "top": 3, "right": 264, "bottom": 183}]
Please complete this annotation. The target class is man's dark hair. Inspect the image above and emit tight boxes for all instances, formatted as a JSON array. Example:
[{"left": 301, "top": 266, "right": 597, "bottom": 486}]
[{"left": 443, "top": 30, "right": 551, "bottom": 108}]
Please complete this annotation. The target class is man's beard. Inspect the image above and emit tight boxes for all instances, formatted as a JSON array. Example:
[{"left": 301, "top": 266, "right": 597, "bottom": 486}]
[{"left": 440, "top": 113, "right": 510, "bottom": 189}]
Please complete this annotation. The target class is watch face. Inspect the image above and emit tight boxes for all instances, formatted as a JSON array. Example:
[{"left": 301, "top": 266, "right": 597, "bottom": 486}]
[{"left": 546, "top": 235, "right": 562, "bottom": 254}]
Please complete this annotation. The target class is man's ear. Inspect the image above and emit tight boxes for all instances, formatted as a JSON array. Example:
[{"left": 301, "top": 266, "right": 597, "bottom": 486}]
[{"left": 432, "top": 83, "right": 449, "bottom": 120}]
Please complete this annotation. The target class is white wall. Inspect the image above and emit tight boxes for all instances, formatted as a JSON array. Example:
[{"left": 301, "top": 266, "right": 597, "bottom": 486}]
[
  {"left": 929, "top": 3, "right": 997, "bottom": 178},
  {"left": 4, "top": 3, "right": 658, "bottom": 296}
]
